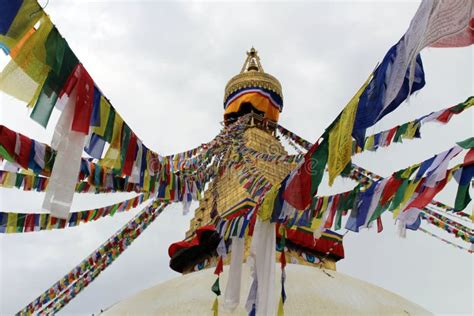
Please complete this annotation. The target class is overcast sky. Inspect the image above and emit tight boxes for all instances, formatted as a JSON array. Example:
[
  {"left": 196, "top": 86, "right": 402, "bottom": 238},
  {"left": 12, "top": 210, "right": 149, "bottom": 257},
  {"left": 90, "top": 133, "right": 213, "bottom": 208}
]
[{"left": 0, "top": 0, "right": 472, "bottom": 315}]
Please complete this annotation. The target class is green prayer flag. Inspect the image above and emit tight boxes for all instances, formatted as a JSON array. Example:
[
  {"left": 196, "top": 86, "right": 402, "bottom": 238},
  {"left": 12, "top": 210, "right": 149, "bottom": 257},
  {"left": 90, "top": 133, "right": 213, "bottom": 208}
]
[
  {"left": 15, "top": 174, "right": 24, "bottom": 188},
  {"left": 211, "top": 277, "right": 221, "bottom": 296},
  {"left": 103, "top": 109, "right": 116, "bottom": 143},
  {"left": 31, "top": 33, "right": 78, "bottom": 128},
  {"left": 0, "top": 145, "right": 14, "bottom": 162},
  {"left": 120, "top": 124, "right": 132, "bottom": 172},
  {"left": 16, "top": 214, "right": 26, "bottom": 233},
  {"left": 457, "top": 137, "right": 474, "bottom": 149},
  {"left": 310, "top": 139, "right": 329, "bottom": 196},
  {"left": 393, "top": 123, "right": 408, "bottom": 143},
  {"left": 454, "top": 183, "right": 471, "bottom": 211},
  {"left": 389, "top": 179, "right": 409, "bottom": 212},
  {"left": 369, "top": 204, "right": 385, "bottom": 223},
  {"left": 450, "top": 96, "right": 473, "bottom": 114},
  {"left": 30, "top": 77, "right": 58, "bottom": 128},
  {"left": 334, "top": 208, "right": 343, "bottom": 230},
  {"left": 110, "top": 204, "right": 119, "bottom": 217}
]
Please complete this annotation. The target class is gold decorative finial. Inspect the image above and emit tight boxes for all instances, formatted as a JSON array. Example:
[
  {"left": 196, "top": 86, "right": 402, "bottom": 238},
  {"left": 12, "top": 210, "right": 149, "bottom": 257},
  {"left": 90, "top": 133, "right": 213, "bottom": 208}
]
[
  {"left": 226, "top": 48, "right": 282, "bottom": 103},
  {"left": 240, "top": 47, "right": 264, "bottom": 73}
]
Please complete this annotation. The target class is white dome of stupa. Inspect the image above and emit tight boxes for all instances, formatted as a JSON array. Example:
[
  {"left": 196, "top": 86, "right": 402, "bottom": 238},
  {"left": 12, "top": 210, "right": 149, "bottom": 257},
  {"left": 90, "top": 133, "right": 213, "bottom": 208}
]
[{"left": 103, "top": 263, "right": 431, "bottom": 315}]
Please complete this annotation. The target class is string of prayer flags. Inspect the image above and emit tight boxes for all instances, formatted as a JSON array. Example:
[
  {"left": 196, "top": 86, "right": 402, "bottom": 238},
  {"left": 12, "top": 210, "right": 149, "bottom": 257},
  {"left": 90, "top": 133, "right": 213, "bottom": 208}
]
[
  {"left": 351, "top": 41, "right": 425, "bottom": 148},
  {"left": 346, "top": 163, "right": 473, "bottom": 243},
  {"left": 239, "top": 144, "right": 303, "bottom": 164},
  {"left": 19, "top": 199, "right": 168, "bottom": 315},
  {"left": 419, "top": 227, "right": 473, "bottom": 253},
  {"left": 277, "top": 125, "right": 312, "bottom": 151},
  {"left": 350, "top": 164, "right": 473, "bottom": 225},
  {"left": 356, "top": 97, "right": 473, "bottom": 153},
  {"left": 421, "top": 207, "right": 471, "bottom": 238},
  {"left": 272, "top": 0, "right": 473, "bottom": 211},
  {"left": 277, "top": 124, "right": 473, "bottom": 230},
  {"left": 271, "top": 142, "right": 473, "bottom": 243},
  {"left": 368, "top": 0, "right": 473, "bottom": 139},
  {"left": 0, "top": 2, "right": 174, "bottom": 218},
  {"left": 0, "top": 170, "right": 144, "bottom": 194},
  {"left": 0, "top": 123, "right": 226, "bottom": 196},
  {"left": 0, "top": 193, "right": 149, "bottom": 234}
]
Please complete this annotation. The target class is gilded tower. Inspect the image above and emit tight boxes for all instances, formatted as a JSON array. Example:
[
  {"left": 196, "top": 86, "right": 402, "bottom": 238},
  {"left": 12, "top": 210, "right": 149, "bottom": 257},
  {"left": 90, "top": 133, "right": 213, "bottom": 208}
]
[{"left": 168, "top": 48, "right": 344, "bottom": 275}]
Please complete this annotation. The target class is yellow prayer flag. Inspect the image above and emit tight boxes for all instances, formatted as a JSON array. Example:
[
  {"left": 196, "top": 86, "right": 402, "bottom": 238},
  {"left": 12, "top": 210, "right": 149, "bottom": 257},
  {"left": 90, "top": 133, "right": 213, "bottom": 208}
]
[
  {"left": 465, "top": 97, "right": 474, "bottom": 108},
  {"left": 393, "top": 180, "right": 420, "bottom": 219},
  {"left": 3, "top": 172, "right": 14, "bottom": 188},
  {"left": 320, "top": 196, "right": 329, "bottom": 217},
  {"left": 364, "top": 135, "right": 375, "bottom": 151},
  {"left": 92, "top": 96, "right": 111, "bottom": 137},
  {"left": 278, "top": 297, "right": 285, "bottom": 316},
  {"left": 328, "top": 75, "right": 372, "bottom": 185},
  {"left": 6, "top": 213, "right": 18, "bottom": 233},
  {"left": 101, "top": 113, "right": 124, "bottom": 169},
  {"left": 0, "top": 16, "right": 53, "bottom": 107},
  {"left": 403, "top": 122, "right": 419, "bottom": 140},
  {"left": 400, "top": 164, "right": 420, "bottom": 179},
  {"left": 258, "top": 184, "right": 280, "bottom": 221},
  {"left": 211, "top": 297, "right": 218, "bottom": 316}
]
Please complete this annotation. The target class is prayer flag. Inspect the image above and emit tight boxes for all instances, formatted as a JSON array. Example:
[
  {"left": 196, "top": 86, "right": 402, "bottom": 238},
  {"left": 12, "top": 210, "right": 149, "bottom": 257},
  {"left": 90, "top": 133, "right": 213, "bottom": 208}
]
[
  {"left": 328, "top": 75, "right": 371, "bottom": 185},
  {"left": 454, "top": 165, "right": 473, "bottom": 211},
  {"left": 283, "top": 140, "right": 328, "bottom": 210}
]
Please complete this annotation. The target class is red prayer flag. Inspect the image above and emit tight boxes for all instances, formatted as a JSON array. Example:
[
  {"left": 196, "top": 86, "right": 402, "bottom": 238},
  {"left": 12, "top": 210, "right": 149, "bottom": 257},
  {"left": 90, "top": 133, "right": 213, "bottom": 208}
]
[
  {"left": 24, "top": 214, "right": 35, "bottom": 232},
  {"left": 16, "top": 134, "right": 32, "bottom": 169},
  {"left": 405, "top": 177, "right": 448, "bottom": 211},
  {"left": 214, "top": 256, "right": 223, "bottom": 275},
  {"left": 464, "top": 148, "right": 474, "bottom": 165},
  {"left": 72, "top": 65, "right": 94, "bottom": 134},
  {"left": 132, "top": 196, "right": 139, "bottom": 208},
  {"left": 59, "top": 65, "right": 81, "bottom": 98},
  {"left": 376, "top": 216, "right": 383, "bottom": 233},
  {"left": 283, "top": 145, "right": 318, "bottom": 210},
  {"left": 380, "top": 177, "right": 403, "bottom": 206},
  {"left": 122, "top": 132, "right": 138, "bottom": 176},
  {"left": 385, "top": 126, "right": 398, "bottom": 146},
  {"left": 0, "top": 125, "right": 16, "bottom": 158},
  {"left": 436, "top": 109, "right": 454, "bottom": 123}
]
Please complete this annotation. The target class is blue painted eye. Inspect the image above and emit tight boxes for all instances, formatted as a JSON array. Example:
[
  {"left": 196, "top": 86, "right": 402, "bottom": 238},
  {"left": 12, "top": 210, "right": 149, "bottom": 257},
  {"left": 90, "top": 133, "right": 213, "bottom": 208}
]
[
  {"left": 302, "top": 252, "right": 319, "bottom": 264},
  {"left": 276, "top": 243, "right": 283, "bottom": 251},
  {"left": 194, "top": 259, "right": 209, "bottom": 271}
]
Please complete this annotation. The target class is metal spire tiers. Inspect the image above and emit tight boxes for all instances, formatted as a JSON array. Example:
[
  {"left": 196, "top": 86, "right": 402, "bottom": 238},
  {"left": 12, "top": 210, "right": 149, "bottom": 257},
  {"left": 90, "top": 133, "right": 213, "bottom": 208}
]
[{"left": 224, "top": 48, "right": 284, "bottom": 124}]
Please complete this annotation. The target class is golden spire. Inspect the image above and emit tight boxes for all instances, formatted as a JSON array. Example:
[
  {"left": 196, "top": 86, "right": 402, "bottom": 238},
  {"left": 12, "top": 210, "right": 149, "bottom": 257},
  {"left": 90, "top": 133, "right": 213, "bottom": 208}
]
[
  {"left": 224, "top": 48, "right": 283, "bottom": 104},
  {"left": 240, "top": 47, "right": 264, "bottom": 72}
]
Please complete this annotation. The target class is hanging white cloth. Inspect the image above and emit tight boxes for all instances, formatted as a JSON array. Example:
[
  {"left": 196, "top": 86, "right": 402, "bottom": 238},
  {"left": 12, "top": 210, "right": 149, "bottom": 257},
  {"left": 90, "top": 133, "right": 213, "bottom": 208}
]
[
  {"left": 223, "top": 237, "right": 245, "bottom": 312},
  {"left": 42, "top": 87, "right": 86, "bottom": 219},
  {"left": 245, "top": 219, "right": 276, "bottom": 316},
  {"left": 424, "top": 146, "right": 462, "bottom": 187}
]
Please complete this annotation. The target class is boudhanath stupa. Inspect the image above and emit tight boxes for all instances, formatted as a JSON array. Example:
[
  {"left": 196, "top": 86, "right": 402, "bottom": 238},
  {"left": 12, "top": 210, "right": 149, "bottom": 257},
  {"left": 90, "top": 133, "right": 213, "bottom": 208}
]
[{"left": 103, "top": 49, "right": 431, "bottom": 316}]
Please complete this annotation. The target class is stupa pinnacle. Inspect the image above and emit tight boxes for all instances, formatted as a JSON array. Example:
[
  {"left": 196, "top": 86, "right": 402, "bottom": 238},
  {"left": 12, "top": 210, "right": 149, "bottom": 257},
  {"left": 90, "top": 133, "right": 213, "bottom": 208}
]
[{"left": 224, "top": 48, "right": 283, "bottom": 124}]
